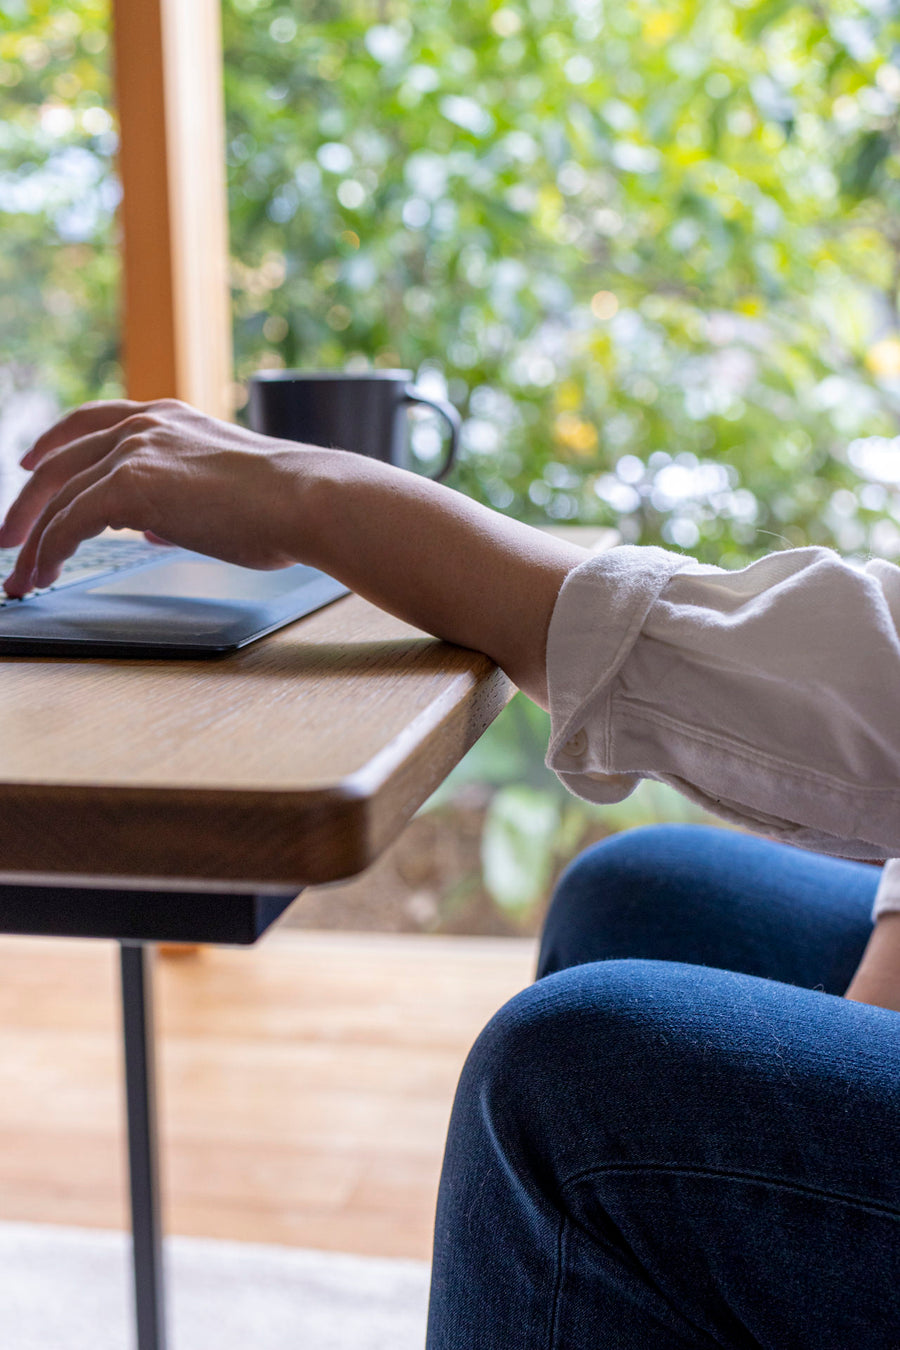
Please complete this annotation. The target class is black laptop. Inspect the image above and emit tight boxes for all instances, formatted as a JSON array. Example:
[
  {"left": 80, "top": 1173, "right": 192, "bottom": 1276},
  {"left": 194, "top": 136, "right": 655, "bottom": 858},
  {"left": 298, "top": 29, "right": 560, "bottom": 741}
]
[{"left": 0, "top": 535, "right": 349, "bottom": 657}]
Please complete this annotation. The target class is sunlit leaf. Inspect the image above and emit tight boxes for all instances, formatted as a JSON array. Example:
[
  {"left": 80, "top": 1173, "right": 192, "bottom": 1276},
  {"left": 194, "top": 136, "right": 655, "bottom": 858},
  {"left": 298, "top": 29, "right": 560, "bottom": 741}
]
[{"left": 481, "top": 785, "right": 561, "bottom": 911}]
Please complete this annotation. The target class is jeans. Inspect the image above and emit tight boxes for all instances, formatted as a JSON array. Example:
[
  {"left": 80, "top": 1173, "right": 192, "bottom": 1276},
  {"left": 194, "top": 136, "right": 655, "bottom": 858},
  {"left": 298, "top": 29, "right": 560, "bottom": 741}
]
[{"left": 427, "top": 825, "right": 900, "bottom": 1349}]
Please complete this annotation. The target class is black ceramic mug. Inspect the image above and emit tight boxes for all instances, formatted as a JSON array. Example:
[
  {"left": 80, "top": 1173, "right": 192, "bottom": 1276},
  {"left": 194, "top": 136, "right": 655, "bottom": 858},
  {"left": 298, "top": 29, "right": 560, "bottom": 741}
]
[{"left": 247, "top": 369, "right": 460, "bottom": 481}]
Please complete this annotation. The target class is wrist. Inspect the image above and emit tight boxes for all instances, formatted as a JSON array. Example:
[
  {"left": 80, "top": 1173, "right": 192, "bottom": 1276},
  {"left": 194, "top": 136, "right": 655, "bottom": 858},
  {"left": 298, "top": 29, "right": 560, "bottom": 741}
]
[
  {"left": 274, "top": 444, "right": 430, "bottom": 580},
  {"left": 845, "top": 912, "right": 900, "bottom": 1012},
  {"left": 268, "top": 444, "right": 350, "bottom": 571}
]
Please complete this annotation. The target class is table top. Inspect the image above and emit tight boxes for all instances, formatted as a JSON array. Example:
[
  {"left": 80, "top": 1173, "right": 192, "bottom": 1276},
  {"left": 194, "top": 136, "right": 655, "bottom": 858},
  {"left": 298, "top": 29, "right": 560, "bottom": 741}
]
[{"left": 0, "top": 593, "right": 512, "bottom": 890}]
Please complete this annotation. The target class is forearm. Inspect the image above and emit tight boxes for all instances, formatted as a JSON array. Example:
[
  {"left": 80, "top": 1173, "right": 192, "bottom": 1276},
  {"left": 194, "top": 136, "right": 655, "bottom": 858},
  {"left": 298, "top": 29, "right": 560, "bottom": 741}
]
[
  {"left": 845, "top": 913, "right": 900, "bottom": 1013},
  {"left": 0, "top": 400, "right": 587, "bottom": 705},
  {"left": 288, "top": 449, "right": 587, "bottom": 708}
]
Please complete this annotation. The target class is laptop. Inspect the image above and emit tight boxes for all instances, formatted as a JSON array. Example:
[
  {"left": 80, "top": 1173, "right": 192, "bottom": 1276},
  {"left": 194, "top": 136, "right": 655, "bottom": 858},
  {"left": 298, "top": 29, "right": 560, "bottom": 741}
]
[{"left": 0, "top": 535, "right": 349, "bottom": 657}]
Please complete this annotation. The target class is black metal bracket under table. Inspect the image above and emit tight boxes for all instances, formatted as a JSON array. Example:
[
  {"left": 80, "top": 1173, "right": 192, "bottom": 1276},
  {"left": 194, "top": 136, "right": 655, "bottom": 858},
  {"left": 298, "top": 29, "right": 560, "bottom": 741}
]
[{"left": 0, "top": 880, "right": 299, "bottom": 1350}]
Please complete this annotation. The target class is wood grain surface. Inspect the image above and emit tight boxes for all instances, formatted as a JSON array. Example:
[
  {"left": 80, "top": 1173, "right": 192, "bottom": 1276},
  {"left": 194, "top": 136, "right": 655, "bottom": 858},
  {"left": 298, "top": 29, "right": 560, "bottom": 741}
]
[
  {"left": 0, "top": 930, "right": 536, "bottom": 1258},
  {"left": 0, "top": 596, "right": 512, "bottom": 887}
]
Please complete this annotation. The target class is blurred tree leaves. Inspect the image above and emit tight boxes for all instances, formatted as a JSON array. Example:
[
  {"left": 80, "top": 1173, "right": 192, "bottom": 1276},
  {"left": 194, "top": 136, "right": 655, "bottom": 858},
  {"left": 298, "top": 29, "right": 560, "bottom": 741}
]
[
  {"left": 0, "top": 1, "right": 119, "bottom": 409},
  {"left": 219, "top": 0, "right": 900, "bottom": 563},
  {"left": 4, "top": 0, "right": 900, "bottom": 564},
  {"left": 839, "top": 128, "right": 892, "bottom": 198},
  {"left": 481, "top": 784, "right": 563, "bottom": 912}
]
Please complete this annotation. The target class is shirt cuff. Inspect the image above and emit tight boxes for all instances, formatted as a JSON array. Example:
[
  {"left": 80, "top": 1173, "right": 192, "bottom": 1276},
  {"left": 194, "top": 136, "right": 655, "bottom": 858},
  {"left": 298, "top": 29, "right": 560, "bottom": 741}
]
[
  {"left": 872, "top": 858, "right": 900, "bottom": 922},
  {"left": 544, "top": 545, "right": 695, "bottom": 802}
]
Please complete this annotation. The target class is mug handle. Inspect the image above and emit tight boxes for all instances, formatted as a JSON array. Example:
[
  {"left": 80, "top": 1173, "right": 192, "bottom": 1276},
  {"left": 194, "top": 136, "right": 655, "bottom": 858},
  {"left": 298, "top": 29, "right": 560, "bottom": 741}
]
[{"left": 402, "top": 385, "right": 461, "bottom": 481}]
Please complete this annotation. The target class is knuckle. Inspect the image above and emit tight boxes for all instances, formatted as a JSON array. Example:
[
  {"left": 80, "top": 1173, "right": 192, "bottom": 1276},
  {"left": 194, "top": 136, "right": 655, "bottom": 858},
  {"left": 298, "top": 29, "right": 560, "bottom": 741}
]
[
  {"left": 106, "top": 439, "right": 133, "bottom": 467},
  {"left": 137, "top": 398, "right": 183, "bottom": 424},
  {"left": 42, "top": 505, "right": 70, "bottom": 539},
  {"left": 62, "top": 400, "right": 101, "bottom": 424},
  {"left": 113, "top": 432, "right": 153, "bottom": 461},
  {"left": 124, "top": 398, "right": 181, "bottom": 429},
  {"left": 67, "top": 398, "right": 127, "bottom": 429},
  {"left": 119, "top": 412, "right": 158, "bottom": 436},
  {"left": 109, "top": 451, "right": 150, "bottom": 484},
  {"left": 108, "top": 456, "right": 136, "bottom": 483}
]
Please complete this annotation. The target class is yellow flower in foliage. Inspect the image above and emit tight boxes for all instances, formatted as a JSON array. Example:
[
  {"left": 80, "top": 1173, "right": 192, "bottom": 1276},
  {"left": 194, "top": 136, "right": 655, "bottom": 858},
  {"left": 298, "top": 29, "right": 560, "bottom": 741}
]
[
  {"left": 555, "top": 412, "right": 599, "bottom": 456},
  {"left": 866, "top": 338, "right": 900, "bottom": 380},
  {"left": 643, "top": 10, "right": 678, "bottom": 46},
  {"left": 555, "top": 379, "right": 582, "bottom": 411},
  {"left": 536, "top": 185, "right": 563, "bottom": 235}
]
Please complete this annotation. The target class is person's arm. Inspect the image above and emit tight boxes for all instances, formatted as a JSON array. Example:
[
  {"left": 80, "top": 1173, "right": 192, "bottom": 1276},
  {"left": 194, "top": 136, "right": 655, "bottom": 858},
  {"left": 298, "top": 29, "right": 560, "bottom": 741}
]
[
  {"left": 845, "top": 915, "right": 900, "bottom": 1013},
  {"left": 7, "top": 397, "right": 900, "bottom": 865},
  {"left": 293, "top": 448, "right": 589, "bottom": 707},
  {"left": 0, "top": 399, "right": 587, "bottom": 708}
]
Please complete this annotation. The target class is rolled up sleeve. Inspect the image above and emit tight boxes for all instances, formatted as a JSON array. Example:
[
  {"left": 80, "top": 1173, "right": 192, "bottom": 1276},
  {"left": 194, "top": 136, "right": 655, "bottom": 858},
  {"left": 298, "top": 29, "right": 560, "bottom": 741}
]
[
  {"left": 873, "top": 858, "right": 900, "bottom": 919},
  {"left": 545, "top": 544, "right": 900, "bottom": 860}
]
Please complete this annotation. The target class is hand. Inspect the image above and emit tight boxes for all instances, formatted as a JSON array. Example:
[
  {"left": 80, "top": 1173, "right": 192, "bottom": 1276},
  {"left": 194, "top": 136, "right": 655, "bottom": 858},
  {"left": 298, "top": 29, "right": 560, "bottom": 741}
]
[{"left": 0, "top": 398, "right": 305, "bottom": 597}]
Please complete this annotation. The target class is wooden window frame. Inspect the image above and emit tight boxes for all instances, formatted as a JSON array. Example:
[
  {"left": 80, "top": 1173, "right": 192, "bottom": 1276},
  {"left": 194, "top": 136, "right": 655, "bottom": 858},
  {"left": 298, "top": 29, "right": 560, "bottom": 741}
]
[{"left": 111, "top": 0, "right": 232, "bottom": 419}]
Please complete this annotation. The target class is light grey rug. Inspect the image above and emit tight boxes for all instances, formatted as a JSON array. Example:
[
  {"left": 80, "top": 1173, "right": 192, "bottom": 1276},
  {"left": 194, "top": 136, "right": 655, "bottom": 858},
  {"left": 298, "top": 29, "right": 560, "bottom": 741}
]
[{"left": 0, "top": 1221, "right": 429, "bottom": 1350}]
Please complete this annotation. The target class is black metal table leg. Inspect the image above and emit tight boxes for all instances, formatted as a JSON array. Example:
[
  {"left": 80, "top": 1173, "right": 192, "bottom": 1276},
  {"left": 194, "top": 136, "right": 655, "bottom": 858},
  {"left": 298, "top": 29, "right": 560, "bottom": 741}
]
[{"left": 120, "top": 941, "right": 167, "bottom": 1350}]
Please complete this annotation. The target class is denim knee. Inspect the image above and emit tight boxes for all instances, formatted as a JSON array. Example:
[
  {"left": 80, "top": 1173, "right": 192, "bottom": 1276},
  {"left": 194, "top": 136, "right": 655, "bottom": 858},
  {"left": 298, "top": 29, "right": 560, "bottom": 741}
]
[
  {"left": 539, "top": 824, "right": 707, "bottom": 978},
  {"left": 451, "top": 953, "right": 900, "bottom": 1197},
  {"left": 451, "top": 960, "right": 665, "bottom": 1188}
]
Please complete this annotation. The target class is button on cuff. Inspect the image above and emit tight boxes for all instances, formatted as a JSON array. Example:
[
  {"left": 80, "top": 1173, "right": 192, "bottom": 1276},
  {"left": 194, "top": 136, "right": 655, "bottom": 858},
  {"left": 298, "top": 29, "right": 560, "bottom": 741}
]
[{"left": 562, "top": 728, "right": 588, "bottom": 758}]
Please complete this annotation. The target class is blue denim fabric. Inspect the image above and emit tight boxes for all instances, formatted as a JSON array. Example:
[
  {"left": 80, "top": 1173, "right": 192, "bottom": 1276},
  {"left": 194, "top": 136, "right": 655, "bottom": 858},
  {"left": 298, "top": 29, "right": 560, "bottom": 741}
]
[{"left": 427, "top": 825, "right": 900, "bottom": 1349}]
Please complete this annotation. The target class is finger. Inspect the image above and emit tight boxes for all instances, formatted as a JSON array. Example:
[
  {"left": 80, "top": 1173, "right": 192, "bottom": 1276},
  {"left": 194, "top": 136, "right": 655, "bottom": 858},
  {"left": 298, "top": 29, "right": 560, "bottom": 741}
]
[
  {"left": 32, "top": 482, "right": 123, "bottom": 590},
  {"left": 21, "top": 399, "right": 148, "bottom": 470},
  {"left": 144, "top": 530, "right": 173, "bottom": 546},
  {"left": 2, "top": 454, "right": 130, "bottom": 597},
  {"left": 0, "top": 425, "right": 127, "bottom": 548}
]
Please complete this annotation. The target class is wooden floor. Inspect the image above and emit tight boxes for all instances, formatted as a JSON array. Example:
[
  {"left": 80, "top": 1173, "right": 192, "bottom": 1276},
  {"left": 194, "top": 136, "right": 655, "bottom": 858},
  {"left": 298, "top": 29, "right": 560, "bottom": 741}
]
[{"left": 0, "top": 931, "right": 536, "bottom": 1260}]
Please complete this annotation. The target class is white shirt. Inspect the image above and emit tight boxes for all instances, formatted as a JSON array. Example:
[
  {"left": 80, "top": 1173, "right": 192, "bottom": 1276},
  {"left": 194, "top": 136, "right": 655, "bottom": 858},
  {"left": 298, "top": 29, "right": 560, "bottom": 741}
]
[{"left": 544, "top": 544, "right": 900, "bottom": 921}]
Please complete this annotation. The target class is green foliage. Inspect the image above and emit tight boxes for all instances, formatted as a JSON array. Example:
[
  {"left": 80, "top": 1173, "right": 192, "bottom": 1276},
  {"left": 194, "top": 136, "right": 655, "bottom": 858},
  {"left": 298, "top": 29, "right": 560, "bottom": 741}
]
[
  {"left": 220, "top": 0, "right": 900, "bottom": 563},
  {"left": 481, "top": 784, "right": 563, "bottom": 911},
  {"left": 6, "top": 0, "right": 900, "bottom": 562},
  {"left": 477, "top": 776, "right": 711, "bottom": 914},
  {"left": 0, "top": 2, "right": 120, "bottom": 408}
]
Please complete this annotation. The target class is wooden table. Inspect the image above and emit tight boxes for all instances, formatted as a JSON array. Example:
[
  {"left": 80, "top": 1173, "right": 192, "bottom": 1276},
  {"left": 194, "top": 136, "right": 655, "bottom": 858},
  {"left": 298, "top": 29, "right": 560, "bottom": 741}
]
[{"left": 0, "top": 592, "right": 513, "bottom": 1350}]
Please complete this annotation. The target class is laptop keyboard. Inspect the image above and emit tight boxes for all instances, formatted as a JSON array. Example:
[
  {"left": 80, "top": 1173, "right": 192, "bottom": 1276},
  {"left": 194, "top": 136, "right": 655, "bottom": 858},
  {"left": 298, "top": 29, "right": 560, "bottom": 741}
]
[{"left": 0, "top": 537, "right": 172, "bottom": 607}]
